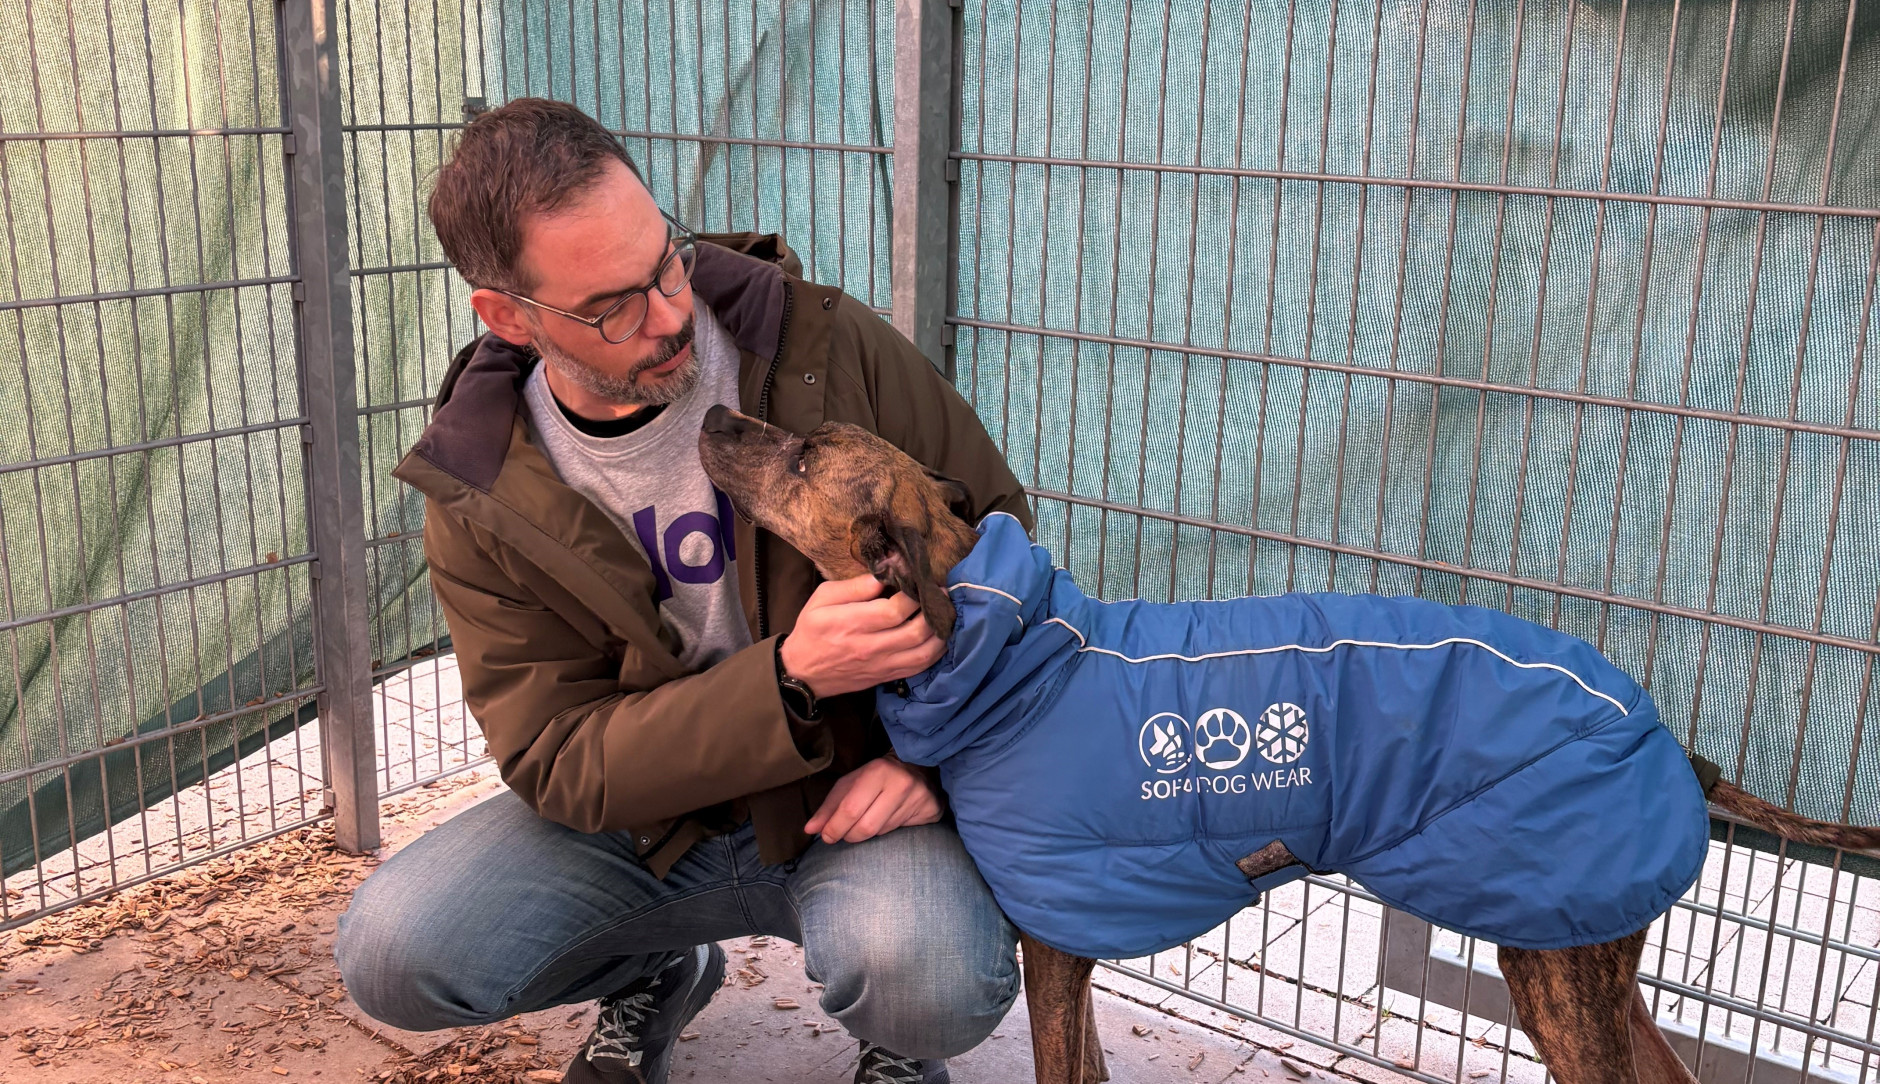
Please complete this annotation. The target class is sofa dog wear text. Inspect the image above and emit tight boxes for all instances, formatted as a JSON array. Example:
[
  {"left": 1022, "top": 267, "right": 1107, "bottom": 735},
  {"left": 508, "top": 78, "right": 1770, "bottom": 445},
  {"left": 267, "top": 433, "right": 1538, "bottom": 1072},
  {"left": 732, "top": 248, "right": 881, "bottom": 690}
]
[{"left": 877, "top": 513, "right": 1711, "bottom": 961}]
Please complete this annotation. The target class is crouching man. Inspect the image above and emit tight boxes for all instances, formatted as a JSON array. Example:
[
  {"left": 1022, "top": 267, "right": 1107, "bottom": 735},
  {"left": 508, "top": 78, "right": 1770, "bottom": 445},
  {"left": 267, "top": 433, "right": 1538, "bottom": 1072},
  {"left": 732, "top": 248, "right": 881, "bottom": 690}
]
[{"left": 332, "top": 98, "right": 1032, "bottom": 1084}]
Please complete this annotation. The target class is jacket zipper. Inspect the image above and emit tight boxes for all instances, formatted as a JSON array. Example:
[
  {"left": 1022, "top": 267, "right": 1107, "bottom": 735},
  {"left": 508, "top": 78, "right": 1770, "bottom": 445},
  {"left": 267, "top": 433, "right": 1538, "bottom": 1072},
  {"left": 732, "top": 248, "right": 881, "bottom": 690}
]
[{"left": 753, "top": 283, "right": 794, "bottom": 642}]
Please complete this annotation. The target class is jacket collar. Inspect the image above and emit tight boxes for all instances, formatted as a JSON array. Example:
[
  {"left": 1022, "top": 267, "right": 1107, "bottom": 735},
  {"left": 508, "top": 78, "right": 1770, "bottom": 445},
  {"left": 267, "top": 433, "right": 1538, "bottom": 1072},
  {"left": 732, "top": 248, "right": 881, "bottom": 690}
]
[
  {"left": 404, "top": 237, "right": 795, "bottom": 493},
  {"left": 876, "top": 514, "right": 1079, "bottom": 766}
]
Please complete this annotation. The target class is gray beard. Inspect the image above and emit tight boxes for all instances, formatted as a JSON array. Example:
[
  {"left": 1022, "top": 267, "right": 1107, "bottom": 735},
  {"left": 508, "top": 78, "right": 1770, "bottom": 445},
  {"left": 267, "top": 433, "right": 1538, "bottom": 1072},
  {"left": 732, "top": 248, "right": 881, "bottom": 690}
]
[{"left": 534, "top": 319, "right": 699, "bottom": 408}]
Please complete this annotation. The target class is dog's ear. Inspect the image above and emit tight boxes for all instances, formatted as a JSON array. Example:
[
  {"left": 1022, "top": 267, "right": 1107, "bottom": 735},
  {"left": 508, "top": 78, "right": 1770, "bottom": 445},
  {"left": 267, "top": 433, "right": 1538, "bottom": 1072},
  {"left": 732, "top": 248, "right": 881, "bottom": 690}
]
[
  {"left": 922, "top": 467, "right": 974, "bottom": 522},
  {"left": 852, "top": 513, "right": 957, "bottom": 642}
]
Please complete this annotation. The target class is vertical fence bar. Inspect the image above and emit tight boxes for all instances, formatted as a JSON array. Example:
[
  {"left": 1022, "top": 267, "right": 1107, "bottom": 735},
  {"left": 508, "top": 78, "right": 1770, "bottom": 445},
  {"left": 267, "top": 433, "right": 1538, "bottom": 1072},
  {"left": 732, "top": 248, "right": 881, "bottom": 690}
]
[
  {"left": 283, "top": 0, "right": 379, "bottom": 853},
  {"left": 891, "top": 0, "right": 958, "bottom": 375}
]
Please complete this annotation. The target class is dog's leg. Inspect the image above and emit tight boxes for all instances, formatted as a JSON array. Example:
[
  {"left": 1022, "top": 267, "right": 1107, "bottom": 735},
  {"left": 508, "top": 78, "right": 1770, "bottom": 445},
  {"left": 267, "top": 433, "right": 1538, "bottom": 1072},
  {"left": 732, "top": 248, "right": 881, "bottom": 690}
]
[
  {"left": 1499, "top": 929, "right": 1695, "bottom": 1084},
  {"left": 1019, "top": 932, "right": 1109, "bottom": 1084}
]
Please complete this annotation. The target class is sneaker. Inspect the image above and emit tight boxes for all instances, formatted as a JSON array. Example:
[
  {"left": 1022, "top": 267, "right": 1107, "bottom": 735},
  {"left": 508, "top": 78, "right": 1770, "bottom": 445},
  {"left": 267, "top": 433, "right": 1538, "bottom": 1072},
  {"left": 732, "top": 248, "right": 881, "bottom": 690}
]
[
  {"left": 854, "top": 1040, "right": 950, "bottom": 1084},
  {"left": 563, "top": 942, "right": 726, "bottom": 1084}
]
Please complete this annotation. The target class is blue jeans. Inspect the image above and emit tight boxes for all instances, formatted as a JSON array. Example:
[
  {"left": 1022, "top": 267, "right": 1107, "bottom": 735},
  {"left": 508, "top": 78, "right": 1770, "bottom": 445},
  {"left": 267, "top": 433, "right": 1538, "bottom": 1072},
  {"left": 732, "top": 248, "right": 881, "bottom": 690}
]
[{"left": 333, "top": 791, "right": 1020, "bottom": 1060}]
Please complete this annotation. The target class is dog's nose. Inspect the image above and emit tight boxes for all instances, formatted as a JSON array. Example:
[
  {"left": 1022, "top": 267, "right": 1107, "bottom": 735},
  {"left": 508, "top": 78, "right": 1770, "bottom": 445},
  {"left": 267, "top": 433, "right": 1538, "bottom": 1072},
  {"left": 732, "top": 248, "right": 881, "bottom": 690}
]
[{"left": 701, "top": 403, "right": 756, "bottom": 437}]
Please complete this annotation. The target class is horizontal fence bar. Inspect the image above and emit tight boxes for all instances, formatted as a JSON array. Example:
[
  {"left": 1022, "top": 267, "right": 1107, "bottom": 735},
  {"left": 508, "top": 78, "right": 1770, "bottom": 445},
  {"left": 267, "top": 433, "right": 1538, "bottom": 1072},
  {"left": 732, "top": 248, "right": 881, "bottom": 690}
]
[
  {"left": 0, "top": 418, "right": 310, "bottom": 476},
  {"left": 1097, "top": 959, "right": 1465, "bottom": 1084},
  {"left": 951, "top": 152, "right": 1880, "bottom": 221},
  {"left": 1024, "top": 487, "right": 1880, "bottom": 657},
  {"left": 0, "top": 812, "right": 332, "bottom": 935},
  {"left": 364, "top": 532, "right": 422, "bottom": 550},
  {"left": 370, "top": 652, "right": 449, "bottom": 681},
  {"left": 0, "top": 127, "right": 292, "bottom": 142},
  {"left": 956, "top": 318, "right": 1880, "bottom": 443},
  {"left": 357, "top": 396, "right": 436, "bottom": 417},
  {"left": 0, "top": 553, "right": 315, "bottom": 635},
  {"left": 343, "top": 121, "right": 891, "bottom": 158},
  {"left": 376, "top": 755, "right": 492, "bottom": 801},
  {"left": 350, "top": 261, "right": 451, "bottom": 276},
  {"left": 1, "top": 275, "right": 301, "bottom": 312},
  {"left": 0, "top": 686, "right": 323, "bottom": 787}
]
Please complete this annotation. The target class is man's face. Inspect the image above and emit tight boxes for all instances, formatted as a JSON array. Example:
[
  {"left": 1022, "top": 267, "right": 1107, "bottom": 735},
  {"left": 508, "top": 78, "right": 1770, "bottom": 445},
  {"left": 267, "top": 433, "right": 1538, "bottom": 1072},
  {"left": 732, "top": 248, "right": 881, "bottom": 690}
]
[{"left": 511, "top": 159, "right": 698, "bottom": 408}]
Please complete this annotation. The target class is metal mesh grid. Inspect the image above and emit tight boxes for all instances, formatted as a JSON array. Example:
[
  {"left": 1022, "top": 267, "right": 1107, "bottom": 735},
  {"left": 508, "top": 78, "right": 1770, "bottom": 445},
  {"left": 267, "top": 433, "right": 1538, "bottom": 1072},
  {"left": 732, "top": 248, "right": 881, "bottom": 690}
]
[
  {"left": 947, "top": 1, "right": 1880, "bottom": 1082},
  {"left": 0, "top": 0, "right": 328, "bottom": 930}
]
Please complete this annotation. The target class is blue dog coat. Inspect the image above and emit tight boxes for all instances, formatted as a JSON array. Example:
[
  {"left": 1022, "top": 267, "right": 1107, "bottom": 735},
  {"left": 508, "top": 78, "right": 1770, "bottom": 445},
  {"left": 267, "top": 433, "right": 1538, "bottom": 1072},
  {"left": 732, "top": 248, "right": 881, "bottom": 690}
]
[{"left": 877, "top": 513, "right": 1710, "bottom": 960}]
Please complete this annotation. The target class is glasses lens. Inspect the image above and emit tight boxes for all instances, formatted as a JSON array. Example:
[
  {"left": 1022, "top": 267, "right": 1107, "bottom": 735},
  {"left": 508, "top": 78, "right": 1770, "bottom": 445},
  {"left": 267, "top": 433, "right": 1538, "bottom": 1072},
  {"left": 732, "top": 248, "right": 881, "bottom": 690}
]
[
  {"left": 658, "top": 240, "right": 696, "bottom": 297},
  {"left": 599, "top": 291, "right": 648, "bottom": 343}
]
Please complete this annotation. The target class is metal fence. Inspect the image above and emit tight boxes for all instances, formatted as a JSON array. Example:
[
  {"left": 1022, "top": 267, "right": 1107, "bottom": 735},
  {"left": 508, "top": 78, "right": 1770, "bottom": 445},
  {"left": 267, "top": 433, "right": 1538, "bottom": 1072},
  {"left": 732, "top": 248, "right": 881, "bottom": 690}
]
[{"left": 3, "top": 4, "right": 1879, "bottom": 1084}]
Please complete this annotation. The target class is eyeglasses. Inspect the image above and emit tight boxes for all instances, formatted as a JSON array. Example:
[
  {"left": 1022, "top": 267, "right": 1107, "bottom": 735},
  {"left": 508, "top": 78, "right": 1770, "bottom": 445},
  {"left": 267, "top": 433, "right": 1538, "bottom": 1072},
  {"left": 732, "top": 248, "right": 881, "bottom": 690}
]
[{"left": 497, "top": 210, "right": 698, "bottom": 344}]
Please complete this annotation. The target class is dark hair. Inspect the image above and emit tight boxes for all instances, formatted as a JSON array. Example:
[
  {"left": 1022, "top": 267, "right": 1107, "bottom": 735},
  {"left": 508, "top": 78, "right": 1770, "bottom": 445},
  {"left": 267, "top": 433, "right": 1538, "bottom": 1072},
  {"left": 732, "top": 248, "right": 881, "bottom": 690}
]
[{"left": 427, "top": 98, "right": 642, "bottom": 290}]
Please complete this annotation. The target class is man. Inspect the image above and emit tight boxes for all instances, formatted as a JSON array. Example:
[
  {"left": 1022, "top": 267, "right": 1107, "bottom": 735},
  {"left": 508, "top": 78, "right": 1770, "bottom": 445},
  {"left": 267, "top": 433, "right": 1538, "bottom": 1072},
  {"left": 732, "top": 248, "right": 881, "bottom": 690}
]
[{"left": 333, "top": 98, "right": 1033, "bottom": 1084}]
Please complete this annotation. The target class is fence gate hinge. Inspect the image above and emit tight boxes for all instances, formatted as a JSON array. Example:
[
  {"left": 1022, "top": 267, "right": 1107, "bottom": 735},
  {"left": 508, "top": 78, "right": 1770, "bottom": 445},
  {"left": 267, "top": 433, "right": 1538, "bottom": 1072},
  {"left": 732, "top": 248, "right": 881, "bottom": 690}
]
[
  {"left": 942, "top": 324, "right": 957, "bottom": 347},
  {"left": 944, "top": 158, "right": 959, "bottom": 183},
  {"left": 291, "top": 281, "right": 306, "bottom": 302},
  {"left": 320, "top": 788, "right": 335, "bottom": 812},
  {"left": 462, "top": 96, "right": 488, "bottom": 121},
  {"left": 281, "top": 133, "right": 296, "bottom": 156},
  {"left": 307, "top": 559, "right": 322, "bottom": 581}
]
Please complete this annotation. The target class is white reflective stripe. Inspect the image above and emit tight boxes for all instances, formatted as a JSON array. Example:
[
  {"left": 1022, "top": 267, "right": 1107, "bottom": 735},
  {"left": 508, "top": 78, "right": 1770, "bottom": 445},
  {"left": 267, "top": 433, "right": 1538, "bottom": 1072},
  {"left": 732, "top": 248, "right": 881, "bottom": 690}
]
[
  {"left": 949, "top": 581, "right": 1024, "bottom": 607},
  {"left": 1039, "top": 616, "right": 1630, "bottom": 717}
]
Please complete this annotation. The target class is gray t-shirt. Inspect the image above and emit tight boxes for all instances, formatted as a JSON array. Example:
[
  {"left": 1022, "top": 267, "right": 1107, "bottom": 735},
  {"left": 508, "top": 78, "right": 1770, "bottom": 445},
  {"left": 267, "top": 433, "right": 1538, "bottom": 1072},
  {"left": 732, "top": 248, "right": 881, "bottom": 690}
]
[{"left": 521, "top": 301, "right": 754, "bottom": 673}]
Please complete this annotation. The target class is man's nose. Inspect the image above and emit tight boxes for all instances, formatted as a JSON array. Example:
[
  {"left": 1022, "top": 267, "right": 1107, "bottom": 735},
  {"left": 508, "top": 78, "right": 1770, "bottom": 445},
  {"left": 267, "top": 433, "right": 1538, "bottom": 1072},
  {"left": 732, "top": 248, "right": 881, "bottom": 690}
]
[{"left": 640, "top": 285, "right": 688, "bottom": 338}]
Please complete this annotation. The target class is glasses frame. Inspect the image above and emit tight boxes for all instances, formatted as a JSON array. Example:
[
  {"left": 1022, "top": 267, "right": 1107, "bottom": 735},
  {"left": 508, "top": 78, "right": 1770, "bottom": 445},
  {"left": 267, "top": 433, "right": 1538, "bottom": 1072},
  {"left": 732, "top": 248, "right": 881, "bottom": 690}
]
[{"left": 495, "top": 210, "right": 698, "bottom": 344}]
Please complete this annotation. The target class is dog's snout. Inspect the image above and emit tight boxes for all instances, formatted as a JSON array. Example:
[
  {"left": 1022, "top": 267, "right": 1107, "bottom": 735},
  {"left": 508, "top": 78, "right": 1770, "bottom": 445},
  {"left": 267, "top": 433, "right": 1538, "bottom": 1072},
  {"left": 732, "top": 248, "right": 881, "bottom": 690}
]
[{"left": 701, "top": 403, "right": 753, "bottom": 437}]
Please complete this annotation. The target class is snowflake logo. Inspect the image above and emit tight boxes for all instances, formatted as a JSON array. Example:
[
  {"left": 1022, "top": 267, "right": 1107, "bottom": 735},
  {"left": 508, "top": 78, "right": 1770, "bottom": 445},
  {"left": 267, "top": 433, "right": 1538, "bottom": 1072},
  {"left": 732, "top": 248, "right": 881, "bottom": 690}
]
[
  {"left": 1194, "top": 708, "right": 1254, "bottom": 770},
  {"left": 1255, "top": 703, "right": 1310, "bottom": 765},
  {"left": 1138, "top": 713, "right": 1191, "bottom": 774}
]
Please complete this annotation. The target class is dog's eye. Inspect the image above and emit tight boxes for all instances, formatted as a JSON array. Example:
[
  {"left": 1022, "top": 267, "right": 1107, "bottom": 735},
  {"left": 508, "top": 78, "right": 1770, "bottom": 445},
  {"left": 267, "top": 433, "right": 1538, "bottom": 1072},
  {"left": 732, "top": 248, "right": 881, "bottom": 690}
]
[{"left": 790, "top": 450, "right": 808, "bottom": 475}]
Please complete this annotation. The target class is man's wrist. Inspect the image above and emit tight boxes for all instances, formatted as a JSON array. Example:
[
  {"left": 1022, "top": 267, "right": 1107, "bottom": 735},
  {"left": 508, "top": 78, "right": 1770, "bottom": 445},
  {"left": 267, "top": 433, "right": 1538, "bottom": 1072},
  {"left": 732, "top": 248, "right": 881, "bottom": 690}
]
[{"left": 775, "top": 634, "right": 822, "bottom": 720}]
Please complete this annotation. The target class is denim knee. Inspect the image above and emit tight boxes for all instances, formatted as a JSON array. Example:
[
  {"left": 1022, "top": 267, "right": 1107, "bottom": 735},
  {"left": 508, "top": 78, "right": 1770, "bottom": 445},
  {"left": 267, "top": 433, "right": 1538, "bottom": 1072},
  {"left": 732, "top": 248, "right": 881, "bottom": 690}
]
[
  {"left": 334, "top": 865, "right": 514, "bottom": 1032},
  {"left": 809, "top": 906, "right": 1020, "bottom": 1059}
]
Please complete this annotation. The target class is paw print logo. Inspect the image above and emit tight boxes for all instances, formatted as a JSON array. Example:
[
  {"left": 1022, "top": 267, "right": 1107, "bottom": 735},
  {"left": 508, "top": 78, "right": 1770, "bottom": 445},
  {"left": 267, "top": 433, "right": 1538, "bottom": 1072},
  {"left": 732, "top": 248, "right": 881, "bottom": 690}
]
[
  {"left": 1255, "top": 702, "right": 1310, "bottom": 765},
  {"left": 1193, "top": 708, "right": 1254, "bottom": 770},
  {"left": 1138, "top": 713, "right": 1191, "bottom": 774}
]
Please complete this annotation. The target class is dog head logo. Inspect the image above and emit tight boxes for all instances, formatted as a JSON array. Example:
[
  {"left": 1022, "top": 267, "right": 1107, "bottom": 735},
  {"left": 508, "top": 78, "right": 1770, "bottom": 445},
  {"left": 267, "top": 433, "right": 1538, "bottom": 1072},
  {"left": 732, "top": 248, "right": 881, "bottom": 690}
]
[
  {"left": 1138, "top": 713, "right": 1191, "bottom": 774},
  {"left": 1194, "top": 708, "right": 1254, "bottom": 770},
  {"left": 1256, "top": 702, "right": 1310, "bottom": 765}
]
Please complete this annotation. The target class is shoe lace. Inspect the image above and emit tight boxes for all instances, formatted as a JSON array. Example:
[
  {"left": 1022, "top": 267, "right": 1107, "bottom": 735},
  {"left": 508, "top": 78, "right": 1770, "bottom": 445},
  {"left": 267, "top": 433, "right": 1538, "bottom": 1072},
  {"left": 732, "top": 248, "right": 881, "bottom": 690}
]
[
  {"left": 585, "top": 987, "right": 660, "bottom": 1068},
  {"left": 855, "top": 1041, "right": 926, "bottom": 1084}
]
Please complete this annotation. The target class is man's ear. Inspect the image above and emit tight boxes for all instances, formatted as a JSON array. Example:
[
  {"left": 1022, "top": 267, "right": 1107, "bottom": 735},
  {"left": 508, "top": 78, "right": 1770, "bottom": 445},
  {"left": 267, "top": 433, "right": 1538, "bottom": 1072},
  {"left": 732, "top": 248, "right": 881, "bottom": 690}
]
[
  {"left": 852, "top": 513, "right": 957, "bottom": 642},
  {"left": 922, "top": 466, "right": 974, "bottom": 521}
]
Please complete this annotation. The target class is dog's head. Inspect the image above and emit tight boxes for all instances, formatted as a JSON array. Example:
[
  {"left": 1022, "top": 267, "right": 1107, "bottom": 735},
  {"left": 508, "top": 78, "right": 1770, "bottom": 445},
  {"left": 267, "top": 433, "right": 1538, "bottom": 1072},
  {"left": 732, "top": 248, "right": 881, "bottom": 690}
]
[{"left": 698, "top": 404, "right": 979, "bottom": 640}]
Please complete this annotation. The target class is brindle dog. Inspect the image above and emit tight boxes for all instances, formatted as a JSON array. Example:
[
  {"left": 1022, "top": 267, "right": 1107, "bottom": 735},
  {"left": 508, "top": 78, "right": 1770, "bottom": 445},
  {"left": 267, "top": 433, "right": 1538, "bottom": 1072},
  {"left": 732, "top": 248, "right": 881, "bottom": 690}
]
[{"left": 698, "top": 404, "right": 1880, "bottom": 1084}]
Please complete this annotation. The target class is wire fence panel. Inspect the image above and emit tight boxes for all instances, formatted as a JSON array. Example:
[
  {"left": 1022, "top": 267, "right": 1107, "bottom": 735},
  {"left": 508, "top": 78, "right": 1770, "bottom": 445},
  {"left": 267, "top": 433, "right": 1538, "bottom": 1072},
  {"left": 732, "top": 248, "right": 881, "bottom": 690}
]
[
  {"left": 951, "top": 1, "right": 1880, "bottom": 1082},
  {"left": 0, "top": 0, "right": 328, "bottom": 928}
]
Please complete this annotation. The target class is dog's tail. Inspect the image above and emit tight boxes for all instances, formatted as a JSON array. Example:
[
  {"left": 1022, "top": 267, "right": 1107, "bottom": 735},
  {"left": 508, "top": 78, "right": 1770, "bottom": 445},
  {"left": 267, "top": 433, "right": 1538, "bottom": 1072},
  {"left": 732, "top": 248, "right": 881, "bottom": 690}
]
[{"left": 1691, "top": 754, "right": 1880, "bottom": 852}]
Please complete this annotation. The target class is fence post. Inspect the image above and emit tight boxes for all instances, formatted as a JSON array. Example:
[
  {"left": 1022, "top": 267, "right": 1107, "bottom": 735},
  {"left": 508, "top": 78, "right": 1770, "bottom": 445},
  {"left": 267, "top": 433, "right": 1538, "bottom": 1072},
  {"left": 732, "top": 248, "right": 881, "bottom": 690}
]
[
  {"left": 282, "top": 0, "right": 380, "bottom": 853},
  {"left": 891, "top": 0, "right": 960, "bottom": 378}
]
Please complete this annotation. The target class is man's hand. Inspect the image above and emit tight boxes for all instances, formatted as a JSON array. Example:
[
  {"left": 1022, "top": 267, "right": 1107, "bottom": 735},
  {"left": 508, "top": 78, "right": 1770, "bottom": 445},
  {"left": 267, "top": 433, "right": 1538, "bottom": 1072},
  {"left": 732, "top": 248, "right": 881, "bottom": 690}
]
[
  {"left": 804, "top": 756, "right": 944, "bottom": 844},
  {"left": 777, "top": 574, "right": 944, "bottom": 698}
]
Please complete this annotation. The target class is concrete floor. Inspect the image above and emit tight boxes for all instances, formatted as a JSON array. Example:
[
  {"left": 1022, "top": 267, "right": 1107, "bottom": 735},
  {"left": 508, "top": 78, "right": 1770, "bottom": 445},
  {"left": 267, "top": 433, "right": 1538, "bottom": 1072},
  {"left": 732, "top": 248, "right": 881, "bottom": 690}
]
[{"left": 0, "top": 765, "right": 1317, "bottom": 1084}]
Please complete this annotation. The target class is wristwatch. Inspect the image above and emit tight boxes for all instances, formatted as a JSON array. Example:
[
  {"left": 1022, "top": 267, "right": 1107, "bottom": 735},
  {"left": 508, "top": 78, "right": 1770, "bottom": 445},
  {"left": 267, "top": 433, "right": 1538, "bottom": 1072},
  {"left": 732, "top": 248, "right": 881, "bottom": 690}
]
[{"left": 775, "top": 634, "right": 821, "bottom": 720}]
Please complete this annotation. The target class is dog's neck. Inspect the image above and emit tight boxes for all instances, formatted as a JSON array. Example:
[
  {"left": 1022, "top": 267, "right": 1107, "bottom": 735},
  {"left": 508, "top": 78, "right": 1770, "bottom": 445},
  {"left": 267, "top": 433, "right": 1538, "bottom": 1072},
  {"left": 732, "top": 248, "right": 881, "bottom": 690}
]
[{"left": 927, "top": 511, "right": 983, "bottom": 582}]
